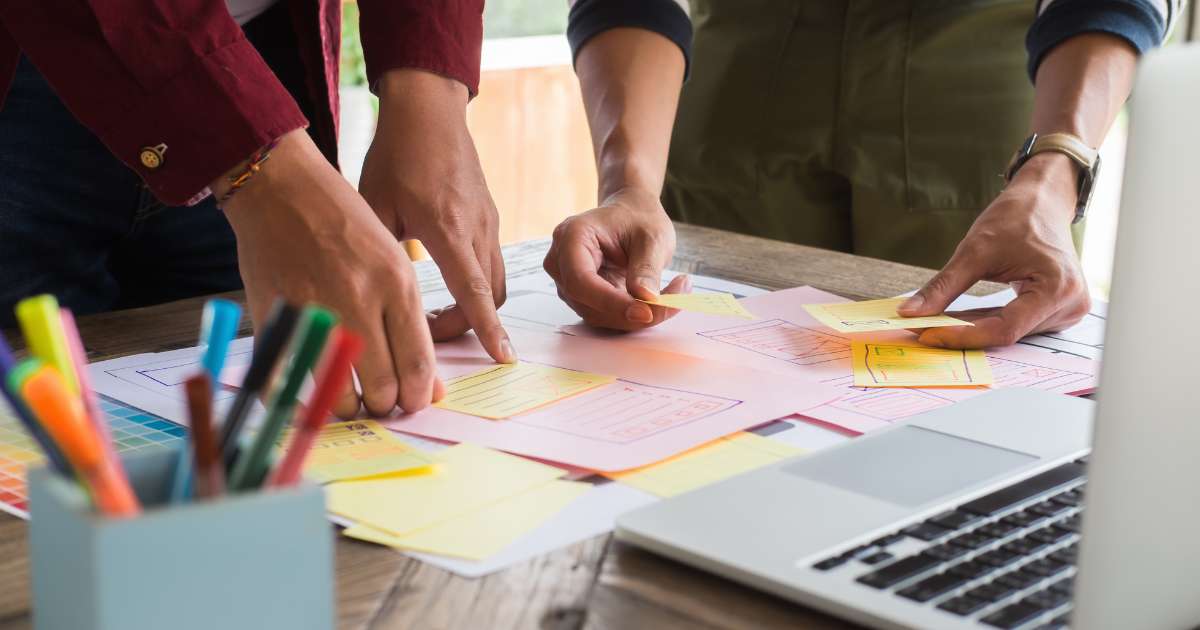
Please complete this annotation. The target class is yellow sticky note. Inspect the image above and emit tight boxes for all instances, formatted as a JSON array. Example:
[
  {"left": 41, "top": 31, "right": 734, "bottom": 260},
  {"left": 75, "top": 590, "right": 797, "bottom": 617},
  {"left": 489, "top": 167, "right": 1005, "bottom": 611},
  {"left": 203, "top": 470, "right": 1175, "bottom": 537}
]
[
  {"left": 326, "top": 443, "right": 566, "bottom": 536},
  {"left": 605, "top": 432, "right": 804, "bottom": 498},
  {"left": 343, "top": 479, "right": 588, "bottom": 560},
  {"left": 803, "top": 297, "right": 972, "bottom": 333},
  {"left": 851, "top": 341, "right": 993, "bottom": 387},
  {"left": 640, "top": 293, "right": 756, "bottom": 319},
  {"left": 434, "top": 362, "right": 615, "bottom": 419},
  {"left": 276, "top": 420, "right": 435, "bottom": 483}
]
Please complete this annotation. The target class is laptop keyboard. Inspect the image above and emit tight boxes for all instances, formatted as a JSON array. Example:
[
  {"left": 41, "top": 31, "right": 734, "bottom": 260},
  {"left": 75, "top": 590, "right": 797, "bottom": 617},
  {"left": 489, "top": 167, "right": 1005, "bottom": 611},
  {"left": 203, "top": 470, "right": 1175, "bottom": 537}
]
[{"left": 812, "top": 460, "right": 1088, "bottom": 629}]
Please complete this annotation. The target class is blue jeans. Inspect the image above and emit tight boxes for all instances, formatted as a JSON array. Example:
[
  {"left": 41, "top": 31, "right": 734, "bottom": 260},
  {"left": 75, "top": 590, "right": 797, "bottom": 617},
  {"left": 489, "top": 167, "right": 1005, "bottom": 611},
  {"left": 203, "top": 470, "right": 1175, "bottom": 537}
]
[{"left": 0, "top": 56, "right": 243, "bottom": 328}]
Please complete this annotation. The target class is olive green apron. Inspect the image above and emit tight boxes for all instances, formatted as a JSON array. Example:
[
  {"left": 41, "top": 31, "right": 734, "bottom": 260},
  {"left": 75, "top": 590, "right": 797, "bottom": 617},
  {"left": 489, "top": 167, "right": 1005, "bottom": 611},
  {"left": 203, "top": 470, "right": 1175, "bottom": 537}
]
[{"left": 662, "top": 0, "right": 1080, "bottom": 270}]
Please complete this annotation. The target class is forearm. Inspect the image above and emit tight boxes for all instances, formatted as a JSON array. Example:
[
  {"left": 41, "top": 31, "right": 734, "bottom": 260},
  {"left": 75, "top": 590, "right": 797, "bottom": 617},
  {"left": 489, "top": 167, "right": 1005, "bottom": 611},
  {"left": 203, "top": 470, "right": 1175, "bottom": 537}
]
[
  {"left": 576, "top": 28, "right": 684, "bottom": 202},
  {"left": 1018, "top": 33, "right": 1138, "bottom": 218}
]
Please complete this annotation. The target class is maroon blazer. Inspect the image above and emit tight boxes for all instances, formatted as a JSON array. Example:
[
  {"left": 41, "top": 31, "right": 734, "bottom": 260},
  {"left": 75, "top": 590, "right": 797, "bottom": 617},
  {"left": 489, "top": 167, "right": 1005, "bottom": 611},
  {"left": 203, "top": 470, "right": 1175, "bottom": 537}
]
[{"left": 0, "top": 1, "right": 483, "bottom": 205}]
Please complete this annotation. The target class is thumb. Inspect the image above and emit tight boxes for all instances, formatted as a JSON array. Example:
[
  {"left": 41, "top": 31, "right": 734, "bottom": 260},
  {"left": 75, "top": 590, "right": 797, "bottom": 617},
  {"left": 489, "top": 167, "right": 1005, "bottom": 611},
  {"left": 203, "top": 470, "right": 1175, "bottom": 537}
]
[
  {"left": 898, "top": 255, "right": 982, "bottom": 316},
  {"left": 624, "top": 233, "right": 669, "bottom": 301}
]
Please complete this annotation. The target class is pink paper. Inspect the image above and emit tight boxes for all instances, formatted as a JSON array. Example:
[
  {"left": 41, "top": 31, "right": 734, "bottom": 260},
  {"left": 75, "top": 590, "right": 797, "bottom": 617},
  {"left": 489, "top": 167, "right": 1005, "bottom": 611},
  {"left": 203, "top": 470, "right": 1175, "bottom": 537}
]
[
  {"left": 565, "top": 286, "right": 1098, "bottom": 435},
  {"left": 382, "top": 328, "right": 841, "bottom": 472}
]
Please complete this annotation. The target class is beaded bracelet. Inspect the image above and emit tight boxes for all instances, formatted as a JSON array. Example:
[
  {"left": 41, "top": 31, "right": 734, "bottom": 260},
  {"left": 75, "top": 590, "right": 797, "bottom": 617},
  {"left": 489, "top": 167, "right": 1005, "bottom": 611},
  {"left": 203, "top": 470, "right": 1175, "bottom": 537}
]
[{"left": 216, "top": 139, "right": 279, "bottom": 207}]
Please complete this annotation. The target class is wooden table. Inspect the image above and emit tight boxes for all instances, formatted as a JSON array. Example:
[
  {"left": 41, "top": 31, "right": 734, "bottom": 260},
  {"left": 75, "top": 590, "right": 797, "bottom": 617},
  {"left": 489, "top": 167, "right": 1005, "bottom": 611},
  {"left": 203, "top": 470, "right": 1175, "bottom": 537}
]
[{"left": 0, "top": 224, "right": 1003, "bottom": 630}]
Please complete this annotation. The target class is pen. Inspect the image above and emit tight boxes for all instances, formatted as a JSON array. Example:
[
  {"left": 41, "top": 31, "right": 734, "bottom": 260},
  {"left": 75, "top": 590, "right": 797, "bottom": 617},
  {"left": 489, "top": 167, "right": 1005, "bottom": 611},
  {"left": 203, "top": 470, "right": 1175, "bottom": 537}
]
[
  {"left": 0, "top": 331, "right": 71, "bottom": 475},
  {"left": 171, "top": 299, "right": 242, "bottom": 502},
  {"left": 267, "top": 326, "right": 363, "bottom": 488},
  {"left": 15, "top": 295, "right": 79, "bottom": 395},
  {"left": 12, "top": 361, "right": 140, "bottom": 517},
  {"left": 184, "top": 374, "right": 223, "bottom": 499},
  {"left": 229, "top": 306, "right": 336, "bottom": 491},
  {"left": 219, "top": 299, "right": 300, "bottom": 467}
]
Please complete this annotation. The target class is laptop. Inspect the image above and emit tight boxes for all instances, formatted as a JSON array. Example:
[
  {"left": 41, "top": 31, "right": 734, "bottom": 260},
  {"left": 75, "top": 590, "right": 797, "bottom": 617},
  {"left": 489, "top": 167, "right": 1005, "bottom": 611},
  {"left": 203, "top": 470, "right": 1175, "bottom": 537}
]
[{"left": 614, "top": 44, "right": 1200, "bottom": 630}]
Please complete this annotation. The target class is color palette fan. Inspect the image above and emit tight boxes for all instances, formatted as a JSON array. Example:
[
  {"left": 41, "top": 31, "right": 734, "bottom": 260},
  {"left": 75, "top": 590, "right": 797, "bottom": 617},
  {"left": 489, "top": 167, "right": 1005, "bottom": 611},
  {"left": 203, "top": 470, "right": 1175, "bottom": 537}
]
[{"left": 0, "top": 395, "right": 184, "bottom": 517}]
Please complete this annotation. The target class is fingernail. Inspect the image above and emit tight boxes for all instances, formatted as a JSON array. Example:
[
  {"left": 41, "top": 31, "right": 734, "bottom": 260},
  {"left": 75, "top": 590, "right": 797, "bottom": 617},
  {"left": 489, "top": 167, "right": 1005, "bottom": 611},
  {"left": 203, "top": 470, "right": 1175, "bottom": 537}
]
[
  {"left": 500, "top": 338, "right": 518, "bottom": 364},
  {"left": 639, "top": 278, "right": 660, "bottom": 297},
  {"left": 900, "top": 295, "right": 924, "bottom": 312},
  {"left": 625, "top": 303, "right": 653, "bottom": 324}
]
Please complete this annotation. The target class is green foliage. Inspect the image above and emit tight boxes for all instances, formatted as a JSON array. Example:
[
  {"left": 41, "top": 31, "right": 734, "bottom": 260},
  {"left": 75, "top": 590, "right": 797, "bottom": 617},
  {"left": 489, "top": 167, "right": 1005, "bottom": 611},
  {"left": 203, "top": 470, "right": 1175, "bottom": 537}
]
[
  {"left": 484, "top": 0, "right": 568, "bottom": 39},
  {"left": 340, "top": 3, "right": 367, "bottom": 87}
]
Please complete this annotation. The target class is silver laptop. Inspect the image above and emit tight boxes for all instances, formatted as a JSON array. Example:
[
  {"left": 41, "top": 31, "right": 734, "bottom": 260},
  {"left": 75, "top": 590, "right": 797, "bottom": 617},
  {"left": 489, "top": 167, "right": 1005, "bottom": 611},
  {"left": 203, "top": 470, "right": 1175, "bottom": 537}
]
[{"left": 615, "top": 44, "right": 1200, "bottom": 630}]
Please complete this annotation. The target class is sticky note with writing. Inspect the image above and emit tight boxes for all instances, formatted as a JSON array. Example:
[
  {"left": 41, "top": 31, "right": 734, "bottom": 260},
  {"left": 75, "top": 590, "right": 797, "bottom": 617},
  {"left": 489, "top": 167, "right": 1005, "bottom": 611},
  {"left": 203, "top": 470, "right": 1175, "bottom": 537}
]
[
  {"left": 851, "top": 341, "right": 993, "bottom": 387},
  {"left": 434, "top": 362, "right": 616, "bottom": 419},
  {"left": 803, "top": 297, "right": 972, "bottom": 333},
  {"left": 276, "top": 420, "right": 435, "bottom": 483},
  {"left": 640, "top": 293, "right": 756, "bottom": 319}
]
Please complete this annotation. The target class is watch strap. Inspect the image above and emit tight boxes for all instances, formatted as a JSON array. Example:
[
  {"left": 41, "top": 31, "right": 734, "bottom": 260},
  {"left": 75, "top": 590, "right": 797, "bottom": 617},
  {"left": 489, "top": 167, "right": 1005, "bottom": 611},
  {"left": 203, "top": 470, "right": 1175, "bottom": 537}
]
[{"left": 1029, "top": 132, "right": 1099, "bottom": 171}]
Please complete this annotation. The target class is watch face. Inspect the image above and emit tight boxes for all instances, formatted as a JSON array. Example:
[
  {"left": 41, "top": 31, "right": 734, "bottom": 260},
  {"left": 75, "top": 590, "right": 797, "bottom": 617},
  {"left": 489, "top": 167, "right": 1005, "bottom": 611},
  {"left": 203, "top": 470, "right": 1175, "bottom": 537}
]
[{"left": 1078, "top": 154, "right": 1101, "bottom": 218}]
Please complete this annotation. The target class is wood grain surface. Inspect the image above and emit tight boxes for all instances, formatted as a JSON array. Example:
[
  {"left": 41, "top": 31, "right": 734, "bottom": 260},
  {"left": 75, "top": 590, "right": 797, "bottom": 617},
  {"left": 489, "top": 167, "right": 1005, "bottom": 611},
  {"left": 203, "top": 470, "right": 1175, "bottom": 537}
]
[{"left": 0, "top": 224, "right": 1003, "bottom": 629}]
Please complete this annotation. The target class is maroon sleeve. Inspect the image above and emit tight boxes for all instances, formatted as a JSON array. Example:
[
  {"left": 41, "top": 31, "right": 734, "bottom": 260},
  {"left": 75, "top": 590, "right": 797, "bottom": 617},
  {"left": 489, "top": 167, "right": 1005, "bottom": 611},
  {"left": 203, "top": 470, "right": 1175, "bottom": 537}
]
[
  {"left": 0, "top": 1, "right": 307, "bottom": 205},
  {"left": 357, "top": 0, "right": 484, "bottom": 97}
]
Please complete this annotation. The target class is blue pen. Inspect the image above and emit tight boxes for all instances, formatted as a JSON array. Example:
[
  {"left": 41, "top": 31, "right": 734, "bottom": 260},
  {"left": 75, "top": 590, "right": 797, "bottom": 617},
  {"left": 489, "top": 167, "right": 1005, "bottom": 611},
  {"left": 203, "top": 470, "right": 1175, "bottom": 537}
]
[
  {"left": 171, "top": 299, "right": 242, "bottom": 502},
  {"left": 0, "top": 331, "right": 72, "bottom": 475}
]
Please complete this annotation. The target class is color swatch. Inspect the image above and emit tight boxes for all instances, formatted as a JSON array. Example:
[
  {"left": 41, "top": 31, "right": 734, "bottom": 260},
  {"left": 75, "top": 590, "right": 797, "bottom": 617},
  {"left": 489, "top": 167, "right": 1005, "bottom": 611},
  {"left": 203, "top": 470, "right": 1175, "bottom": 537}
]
[{"left": 0, "top": 395, "right": 185, "bottom": 517}]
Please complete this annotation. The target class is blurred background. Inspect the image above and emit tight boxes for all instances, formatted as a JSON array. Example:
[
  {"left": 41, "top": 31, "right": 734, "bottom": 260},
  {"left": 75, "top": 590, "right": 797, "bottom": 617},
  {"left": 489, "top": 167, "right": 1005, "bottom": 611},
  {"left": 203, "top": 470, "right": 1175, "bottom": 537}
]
[{"left": 336, "top": 0, "right": 1197, "bottom": 301}]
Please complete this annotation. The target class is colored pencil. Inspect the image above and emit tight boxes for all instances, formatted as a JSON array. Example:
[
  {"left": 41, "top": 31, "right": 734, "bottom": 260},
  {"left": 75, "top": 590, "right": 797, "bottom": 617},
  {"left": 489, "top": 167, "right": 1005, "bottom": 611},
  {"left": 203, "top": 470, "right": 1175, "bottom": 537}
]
[
  {"left": 268, "top": 327, "right": 363, "bottom": 487},
  {"left": 229, "top": 306, "right": 336, "bottom": 491},
  {"left": 14, "top": 362, "right": 140, "bottom": 517},
  {"left": 219, "top": 299, "right": 300, "bottom": 467},
  {"left": 184, "top": 374, "right": 223, "bottom": 499}
]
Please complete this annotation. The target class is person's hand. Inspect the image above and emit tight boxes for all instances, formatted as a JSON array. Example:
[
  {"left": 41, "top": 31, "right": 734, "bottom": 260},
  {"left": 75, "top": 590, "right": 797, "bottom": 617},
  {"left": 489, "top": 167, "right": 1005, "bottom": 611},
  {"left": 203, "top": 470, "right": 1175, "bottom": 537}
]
[
  {"left": 544, "top": 187, "right": 688, "bottom": 330},
  {"left": 897, "top": 153, "right": 1091, "bottom": 348},
  {"left": 358, "top": 69, "right": 514, "bottom": 364},
  {"left": 218, "top": 129, "right": 444, "bottom": 418}
]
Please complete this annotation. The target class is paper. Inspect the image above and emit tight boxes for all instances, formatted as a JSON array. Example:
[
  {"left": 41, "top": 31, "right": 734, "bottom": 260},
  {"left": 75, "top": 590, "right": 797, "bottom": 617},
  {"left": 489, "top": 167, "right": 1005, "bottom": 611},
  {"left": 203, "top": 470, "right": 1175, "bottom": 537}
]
[
  {"left": 851, "top": 342, "right": 993, "bottom": 388},
  {"left": 605, "top": 432, "right": 804, "bottom": 497},
  {"left": 803, "top": 297, "right": 972, "bottom": 333},
  {"left": 385, "top": 327, "right": 839, "bottom": 471},
  {"left": 640, "top": 293, "right": 756, "bottom": 319},
  {"left": 564, "top": 286, "right": 1096, "bottom": 436},
  {"left": 280, "top": 420, "right": 434, "bottom": 483},
  {"left": 343, "top": 480, "right": 588, "bottom": 560},
  {"left": 326, "top": 443, "right": 566, "bottom": 536},
  {"left": 435, "top": 362, "right": 615, "bottom": 419}
]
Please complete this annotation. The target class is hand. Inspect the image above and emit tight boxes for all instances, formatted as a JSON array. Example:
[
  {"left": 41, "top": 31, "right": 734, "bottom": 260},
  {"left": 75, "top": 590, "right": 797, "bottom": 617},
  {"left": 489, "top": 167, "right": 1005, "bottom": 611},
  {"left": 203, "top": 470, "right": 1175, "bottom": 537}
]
[
  {"left": 544, "top": 187, "right": 687, "bottom": 330},
  {"left": 219, "top": 130, "right": 444, "bottom": 418},
  {"left": 897, "top": 153, "right": 1091, "bottom": 348},
  {"left": 359, "top": 70, "right": 514, "bottom": 364}
]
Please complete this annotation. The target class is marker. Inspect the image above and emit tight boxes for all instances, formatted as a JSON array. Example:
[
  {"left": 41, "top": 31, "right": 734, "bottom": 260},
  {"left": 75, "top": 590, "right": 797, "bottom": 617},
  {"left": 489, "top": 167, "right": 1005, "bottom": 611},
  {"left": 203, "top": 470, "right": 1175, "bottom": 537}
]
[
  {"left": 171, "top": 299, "right": 242, "bottom": 502},
  {"left": 268, "top": 327, "right": 363, "bottom": 488},
  {"left": 229, "top": 306, "right": 336, "bottom": 491},
  {"left": 0, "top": 332, "right": 71, "bottom": 475},
  {"left": 13, "top": 362, "right": 140, "bottom": 517},
  {"left": 60, "top": 310, "right": 117, "bottom": 462},
  {"left": 16, "top": 295, "right": 79, "bottom": 395},
  {"left": 184, "top": 374, "right": 223, "bottom": 499},
  {"left": 219, "top": 299, "right": 300, "bottom": 467}
]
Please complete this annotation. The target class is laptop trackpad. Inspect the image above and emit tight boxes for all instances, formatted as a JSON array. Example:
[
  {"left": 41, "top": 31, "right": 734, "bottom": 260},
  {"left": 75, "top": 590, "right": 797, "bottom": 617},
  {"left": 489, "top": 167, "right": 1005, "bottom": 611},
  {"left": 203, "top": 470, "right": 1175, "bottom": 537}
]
[{"left": 781, "top": 426, "right": 1037, "bottom": 507}]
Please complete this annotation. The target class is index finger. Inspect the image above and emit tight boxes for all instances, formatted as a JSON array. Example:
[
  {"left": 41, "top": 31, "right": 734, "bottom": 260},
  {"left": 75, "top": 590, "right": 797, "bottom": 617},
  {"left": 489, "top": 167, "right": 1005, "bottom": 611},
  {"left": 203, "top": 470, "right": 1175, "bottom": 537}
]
[
  {"left": 426, "top": 240, "right": 515, "bottom": 364},
  {"left": 917, "top": 290, "right": 1055, "bottom": 349}
]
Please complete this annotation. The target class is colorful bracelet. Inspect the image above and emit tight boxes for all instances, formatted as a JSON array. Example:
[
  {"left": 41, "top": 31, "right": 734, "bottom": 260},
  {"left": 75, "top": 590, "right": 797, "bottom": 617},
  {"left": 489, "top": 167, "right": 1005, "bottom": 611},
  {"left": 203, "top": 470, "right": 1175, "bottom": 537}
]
[{"left": 216, "top": 139, "right": 279, "bottom": 207}]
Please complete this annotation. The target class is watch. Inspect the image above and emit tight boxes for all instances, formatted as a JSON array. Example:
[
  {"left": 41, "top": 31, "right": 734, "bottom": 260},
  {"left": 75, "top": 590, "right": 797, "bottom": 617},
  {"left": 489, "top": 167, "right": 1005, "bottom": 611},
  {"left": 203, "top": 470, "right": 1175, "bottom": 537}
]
[{"left": 1004, "top": 132, "right": 1101, "bottom": 224}]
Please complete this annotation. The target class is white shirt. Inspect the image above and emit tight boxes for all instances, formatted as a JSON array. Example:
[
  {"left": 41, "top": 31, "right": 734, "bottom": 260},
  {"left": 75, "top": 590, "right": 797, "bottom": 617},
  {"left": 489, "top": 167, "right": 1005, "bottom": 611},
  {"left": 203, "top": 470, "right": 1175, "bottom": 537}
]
[{"left": 226, "top": 0, "right": 279, "bottom": 26}]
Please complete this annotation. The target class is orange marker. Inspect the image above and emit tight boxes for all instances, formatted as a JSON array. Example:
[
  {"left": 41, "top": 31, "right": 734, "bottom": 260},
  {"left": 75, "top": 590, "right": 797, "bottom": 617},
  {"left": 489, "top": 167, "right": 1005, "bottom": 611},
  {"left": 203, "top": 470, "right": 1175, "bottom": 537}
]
[{"left": 17, "top": 363, "right": 140, "bottom": 517}]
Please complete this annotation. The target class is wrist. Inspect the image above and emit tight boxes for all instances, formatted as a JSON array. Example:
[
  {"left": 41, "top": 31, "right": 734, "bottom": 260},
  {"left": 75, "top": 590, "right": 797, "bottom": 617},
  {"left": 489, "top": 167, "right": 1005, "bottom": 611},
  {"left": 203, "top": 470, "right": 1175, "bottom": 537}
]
[
  {"left": 377, "top": 69, "right": 468, "bottom": 122},
  {"left": 1009, "top": 152, "right": 1080, "bottom": 223},
  {"left": 218, "top": 130, "right": 329, "bottom": 225}
]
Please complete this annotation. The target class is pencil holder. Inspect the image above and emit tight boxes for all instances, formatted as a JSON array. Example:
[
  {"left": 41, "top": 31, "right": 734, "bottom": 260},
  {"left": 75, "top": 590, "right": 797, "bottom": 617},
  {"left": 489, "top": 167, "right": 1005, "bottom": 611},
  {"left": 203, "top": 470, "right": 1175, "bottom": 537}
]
[{"left": 28, "top": 448, "right": 334, "bottom": 630}]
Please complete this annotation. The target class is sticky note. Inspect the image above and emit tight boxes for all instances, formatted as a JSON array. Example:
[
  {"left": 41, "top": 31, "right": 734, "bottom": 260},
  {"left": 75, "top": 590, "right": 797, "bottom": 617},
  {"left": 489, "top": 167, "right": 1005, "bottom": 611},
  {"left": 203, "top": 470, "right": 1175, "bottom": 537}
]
[
  {"left": 434, "top": 362, "right": 615, "bottom": 419},
  {"left": 803, "top": 297, "right": 972, "bottom": 333},
  {"left": 342, "top": 479, "right": 588, "bottom": 560},
  {"left": 640, "top": 293, "right": 756, "bottom": 320},
  {"left": 277, "top": 420, "right": 434, "bottom": 483},
  {"left": 605, "top": 432, "right": 804, "bottom": 497},
  {"left": 326, "top": 443, "right": 566, "bottom": 536},
  {"left": 851, "top": 341, "right": 993, "bottom": 387}
]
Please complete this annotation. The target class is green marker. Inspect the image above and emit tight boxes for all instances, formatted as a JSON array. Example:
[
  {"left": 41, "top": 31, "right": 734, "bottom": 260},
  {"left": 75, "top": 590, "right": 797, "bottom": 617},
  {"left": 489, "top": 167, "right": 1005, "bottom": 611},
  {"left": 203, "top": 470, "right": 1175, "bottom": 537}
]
[{"left": 228, "top": 306, "right": 336, "bottom": 491}]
